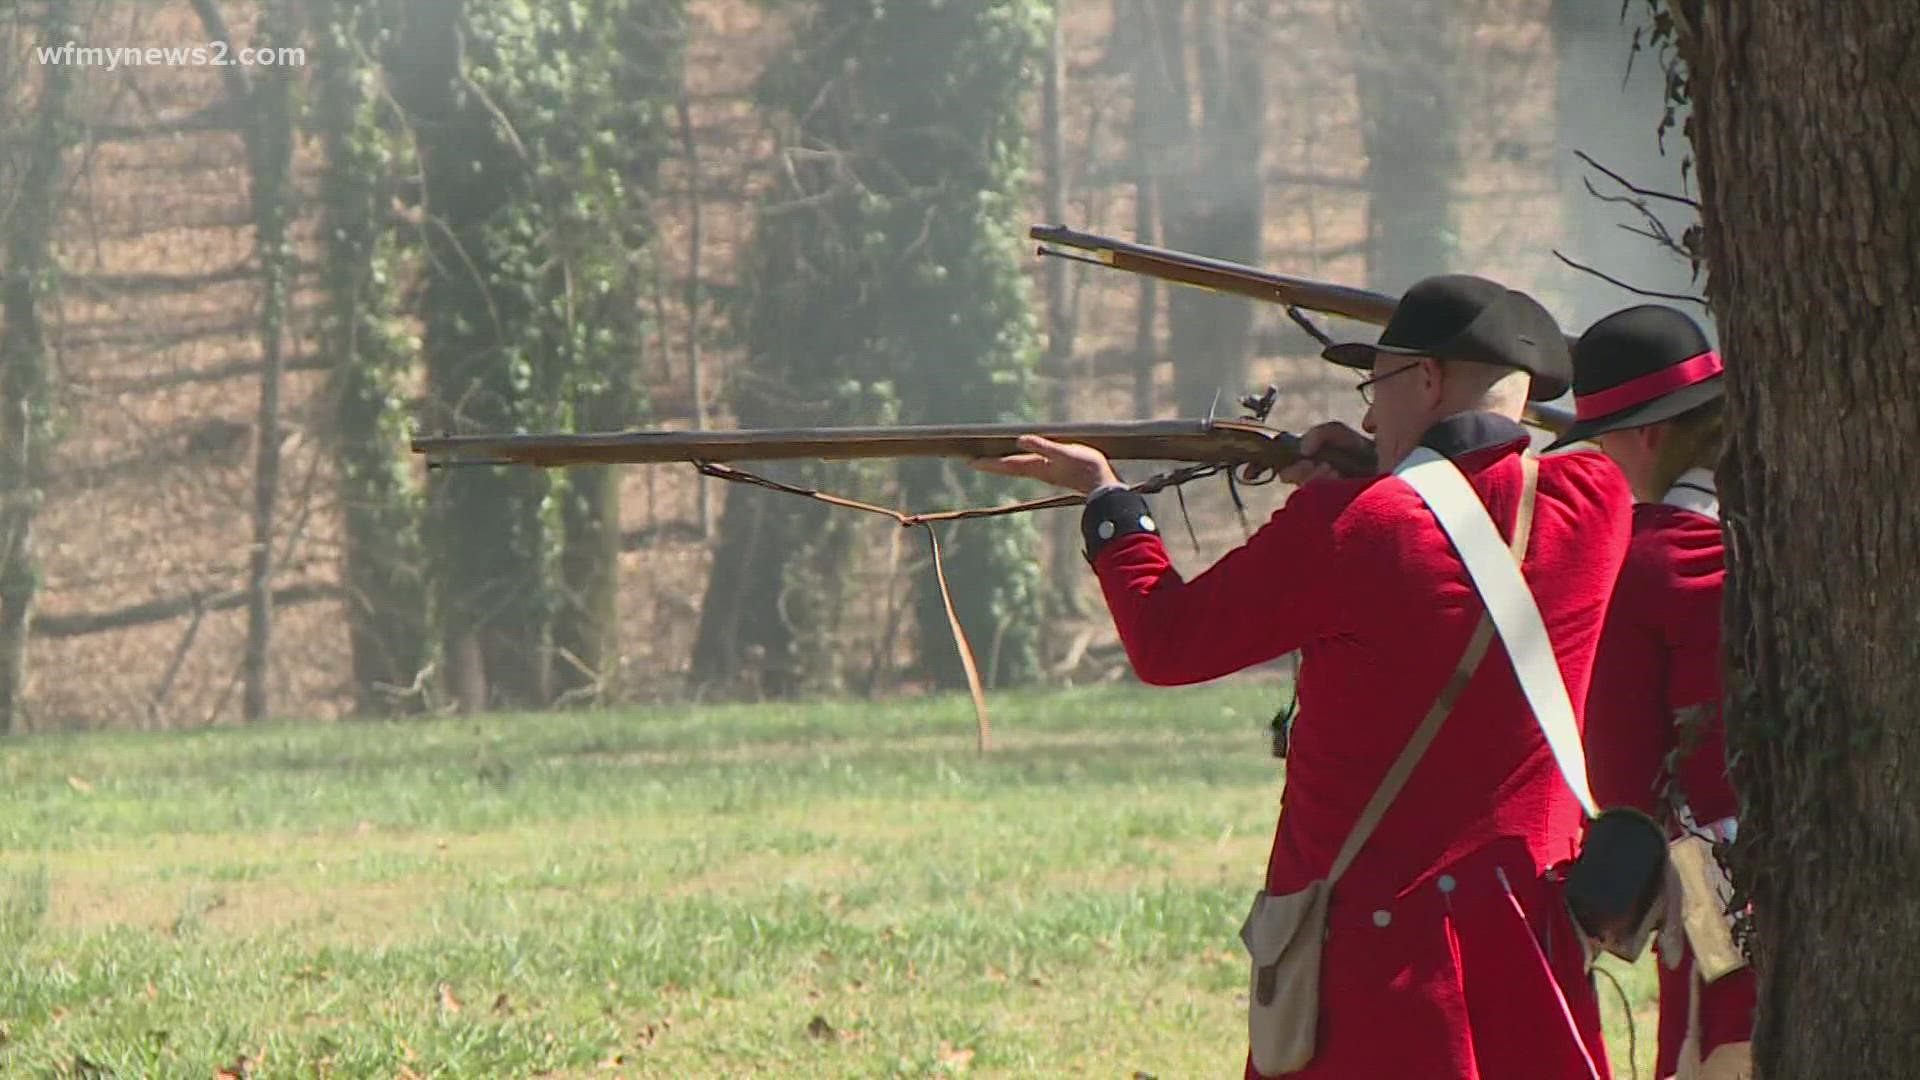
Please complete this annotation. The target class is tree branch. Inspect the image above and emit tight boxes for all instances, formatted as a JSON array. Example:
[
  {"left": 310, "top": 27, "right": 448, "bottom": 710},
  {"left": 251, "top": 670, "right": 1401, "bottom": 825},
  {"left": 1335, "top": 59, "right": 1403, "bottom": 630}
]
[
  {"left": 186, "top": 0, "right": 253, "bottom": 109},
  {"left": 1552, "top": 250, "right": 1708, "bottom": 307},
  {"left": 1574, "top": 149, "right": 1701, "bottom": 208},
  {"left": 33, "top": 583, "right": 344, "bottom": 639}
]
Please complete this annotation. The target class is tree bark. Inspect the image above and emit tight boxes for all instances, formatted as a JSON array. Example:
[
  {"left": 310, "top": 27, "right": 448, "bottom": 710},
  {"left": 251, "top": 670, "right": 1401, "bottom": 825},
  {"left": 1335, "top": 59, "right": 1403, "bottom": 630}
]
[
  {"left": 1124, "top": 0, "right": 1160, "bottom": 420},
  {"left": 1161, "top": 0, "right": 1266, "bottom": 415},
  {"left": 188, "top": 0, "right": 299, "bottom": 722},
  {"left": 314, "top": 0, "right": 433, "bottom": 715},
  {"left": 1347, "top": 0, "right": 1465, "bottom": 291},
  {"left": 1678, "top": 0, "right": 1920, "bottom": 1075},
  {"left": 0, "top": 0, "right": 76, "bottom": 735},
  {"left": 677, "top": 88, "right": 712, "bottom": 542},
  {"left": 398, "top": 0, "right": 554, "bottom": 712},
  {"left": 1039, "top": 0, "right": 1085, "bottom": 627}
]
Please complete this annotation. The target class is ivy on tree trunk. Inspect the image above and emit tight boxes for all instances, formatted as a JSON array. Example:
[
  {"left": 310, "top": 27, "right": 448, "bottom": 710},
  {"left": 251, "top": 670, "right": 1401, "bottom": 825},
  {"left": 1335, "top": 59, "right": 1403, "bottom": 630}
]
[
  {"left": 312, "top": 0, "right": 432, "bottom": 715},
  {"left": 398, "top": 0, "right": 557, "bottom": 712},
  {"left": 0, "top": 0, "right": 76, "bottom": 735}
]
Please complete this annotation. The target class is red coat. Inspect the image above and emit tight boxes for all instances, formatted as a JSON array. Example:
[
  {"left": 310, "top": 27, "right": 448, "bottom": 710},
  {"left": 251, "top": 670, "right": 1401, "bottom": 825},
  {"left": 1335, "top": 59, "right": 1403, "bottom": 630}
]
[
  {"left": 1584, "top": 482, "right": 1755, "bottom": 1077},
  {"left": 1085, "top": 413, "right": 1632, "bottom": 1079}
]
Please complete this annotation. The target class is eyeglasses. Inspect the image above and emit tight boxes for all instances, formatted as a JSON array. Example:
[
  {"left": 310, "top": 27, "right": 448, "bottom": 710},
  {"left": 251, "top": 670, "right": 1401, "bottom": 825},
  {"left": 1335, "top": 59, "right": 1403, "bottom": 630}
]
[{"left": 1356, "top": 361, "right": 1423, "bottom": 406}]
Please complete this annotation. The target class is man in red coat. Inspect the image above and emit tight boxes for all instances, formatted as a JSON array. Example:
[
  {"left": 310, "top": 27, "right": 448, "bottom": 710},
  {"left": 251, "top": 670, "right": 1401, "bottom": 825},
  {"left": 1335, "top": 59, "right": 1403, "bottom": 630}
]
[
  {"left": 1548, "top": 305, "right": 1754, "bottom": 1080},
  {"left": 977, "top": 275, "right": 1630, "bottom": 1078}
]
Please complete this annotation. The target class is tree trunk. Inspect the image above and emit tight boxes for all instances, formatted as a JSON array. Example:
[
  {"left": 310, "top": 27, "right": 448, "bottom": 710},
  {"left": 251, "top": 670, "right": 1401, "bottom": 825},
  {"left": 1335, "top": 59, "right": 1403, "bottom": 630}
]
[
  {"left": 1162, "top": 0, "right": 1266, "bottom": 415},
  {"left": 190, "top": 0, "right": 299, "bottom": 723},
  {"left": 1039, "top": 0, "right": 1085, "bottom": 627},
  {"left": 1678, "top": 1, "right": 1920, "bottom": 1075},
  {"left": 1121, "top": 0, "right": 1167, "bottom": 417},
  {"left": 1348, "top": 0, "right": 1464, "bottom": 291},
  {"left": 313, "top": 0, "right": 433, "bottom": 715},
  {"left": 677, "top": 89, "right": 711, "bottom": 541},
  {"left": 0, "top": 0, "right": 75, "bottom": 735},
  {"left": 398, "top": 0, "right": 554, "bottom": 712},
  {"left": 553, "top": 462, "right": 620, "bottom": 704}
]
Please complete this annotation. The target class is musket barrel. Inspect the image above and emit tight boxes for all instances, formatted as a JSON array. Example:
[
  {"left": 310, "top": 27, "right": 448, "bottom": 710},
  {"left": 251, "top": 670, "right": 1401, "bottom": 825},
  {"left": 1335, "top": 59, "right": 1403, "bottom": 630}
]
[
  {"left": 1033, "top": 225, "right": 1398, "bottom": 325},
  {"left": 412, "top": 418, "right": 1314, "bottom": 471},
  {"left": 1031, "top": 224, "right": 1585, "bottom": 353}
]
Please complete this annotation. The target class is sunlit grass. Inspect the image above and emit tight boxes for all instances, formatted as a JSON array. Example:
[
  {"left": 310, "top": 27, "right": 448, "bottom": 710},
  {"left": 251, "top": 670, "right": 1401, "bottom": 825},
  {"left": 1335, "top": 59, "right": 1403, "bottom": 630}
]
[{"left": 0, "top": 682, "right": 1656, "bottom": 1076}]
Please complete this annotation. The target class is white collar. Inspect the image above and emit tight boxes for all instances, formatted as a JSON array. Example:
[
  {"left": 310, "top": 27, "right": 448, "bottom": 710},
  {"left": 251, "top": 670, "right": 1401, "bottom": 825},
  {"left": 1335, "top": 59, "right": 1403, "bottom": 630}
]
[{"left": 1661, "top": 467, "right": 1719, "bottom": 522}]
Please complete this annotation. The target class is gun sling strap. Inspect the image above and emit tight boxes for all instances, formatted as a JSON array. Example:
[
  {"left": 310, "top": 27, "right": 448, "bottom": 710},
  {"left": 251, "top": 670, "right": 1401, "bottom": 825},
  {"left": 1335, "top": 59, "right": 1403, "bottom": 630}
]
[{"left": 689, "top": 457, "right": 1241, "bottom": 752}]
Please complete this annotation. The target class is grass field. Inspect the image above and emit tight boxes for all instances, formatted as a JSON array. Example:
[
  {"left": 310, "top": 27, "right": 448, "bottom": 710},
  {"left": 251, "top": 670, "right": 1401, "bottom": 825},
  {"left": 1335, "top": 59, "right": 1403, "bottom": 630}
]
[{"left": 0, "top": 683, "right": 1658, "bottom": 1077}]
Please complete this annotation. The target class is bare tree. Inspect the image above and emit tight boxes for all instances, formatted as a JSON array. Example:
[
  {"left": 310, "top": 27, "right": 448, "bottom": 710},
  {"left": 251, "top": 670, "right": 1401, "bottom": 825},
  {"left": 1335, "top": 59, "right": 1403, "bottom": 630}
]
[
  {"left": 0, "top": 0, "right": 77, "bottom": 733},
  {"left": 187, "top": 0, "right": 301, "bottom": 722},
  {"left": 1343, "top": 0, "right": 1467, "bottom": 291}
]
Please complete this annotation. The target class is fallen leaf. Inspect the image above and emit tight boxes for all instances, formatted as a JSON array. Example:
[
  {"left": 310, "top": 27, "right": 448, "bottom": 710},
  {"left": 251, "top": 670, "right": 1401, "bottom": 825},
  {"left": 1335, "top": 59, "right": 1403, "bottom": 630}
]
[
  {"left": 806, "top": 1015, "right": 835, "bottom": 1040},
  {"left": 213, "top": 1052, "right": 252, "bottom": 1080},
  {"left": 145, "top": 981, "right": 160, "bottom": 1000},
  {"left": 438, "top": 982, "right": 463, "bottom": 1013},
  {"left": 937, "top": 1042, "right": 975, "bottom": 1071},
  {"left": 67, "top": 775, "right": 93, "bottom": 794}
]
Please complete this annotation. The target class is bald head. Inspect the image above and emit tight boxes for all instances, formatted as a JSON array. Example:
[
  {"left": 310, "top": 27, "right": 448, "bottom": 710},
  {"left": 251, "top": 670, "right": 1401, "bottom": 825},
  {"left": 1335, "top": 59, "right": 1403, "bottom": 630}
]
[{"left": 1440, "top": 359, "right": 1530, "bottom": 419}]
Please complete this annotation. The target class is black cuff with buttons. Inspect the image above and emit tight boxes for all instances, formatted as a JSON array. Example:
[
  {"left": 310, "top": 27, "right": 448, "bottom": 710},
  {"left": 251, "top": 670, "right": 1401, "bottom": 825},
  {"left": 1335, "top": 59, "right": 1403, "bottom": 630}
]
[{"left": 1080, "top": 486, "right": 1159, "bottom": 565}]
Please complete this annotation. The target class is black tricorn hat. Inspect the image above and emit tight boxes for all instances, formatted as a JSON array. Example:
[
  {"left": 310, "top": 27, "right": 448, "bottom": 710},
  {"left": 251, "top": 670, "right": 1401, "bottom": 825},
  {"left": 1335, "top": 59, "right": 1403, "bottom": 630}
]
[
  {"left": 1322, "top": 274, "right": 1572, "bottom": 401},
  {"left": 1545, "top": 304, "right": 1724, "bottom": 451}
]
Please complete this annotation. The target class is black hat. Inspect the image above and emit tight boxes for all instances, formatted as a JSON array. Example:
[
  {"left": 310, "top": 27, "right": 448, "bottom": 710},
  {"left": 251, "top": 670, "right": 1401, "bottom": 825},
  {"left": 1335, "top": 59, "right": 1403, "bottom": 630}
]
[
  {"left": 1544, "top": 305, "right": 1724, "bottom": 451},
  {"left": 1322, "top": 274, "right": 1573, "bottom": 401}
]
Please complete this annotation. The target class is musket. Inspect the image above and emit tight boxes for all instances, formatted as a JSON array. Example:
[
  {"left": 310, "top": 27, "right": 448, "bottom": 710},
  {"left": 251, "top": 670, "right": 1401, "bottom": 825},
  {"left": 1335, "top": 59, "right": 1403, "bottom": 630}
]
[
  {"left": 1028, "top": 224, "right": 1577, "bottom": 438},
  {"left": 406, "top": 230, "right": 1580, "bottom": 750},
  {"left": 411, "top": 414, "right": 1373, "bottom": 477}
]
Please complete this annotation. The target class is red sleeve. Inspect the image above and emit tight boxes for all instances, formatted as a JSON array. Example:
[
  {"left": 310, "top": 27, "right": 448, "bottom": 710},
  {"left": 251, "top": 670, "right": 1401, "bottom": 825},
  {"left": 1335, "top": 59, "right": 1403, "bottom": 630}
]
[
  {"left": 1089, "top": 480, "right": 1349, "bottom": 686},
  {"left": 1654, "top": 510, "right": 1738, "bottom": 822}
]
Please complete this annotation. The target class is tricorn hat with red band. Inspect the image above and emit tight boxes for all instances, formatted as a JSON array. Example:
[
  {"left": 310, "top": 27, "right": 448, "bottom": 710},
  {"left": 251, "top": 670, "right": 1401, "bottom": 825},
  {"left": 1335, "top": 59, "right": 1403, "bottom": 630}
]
[{"left": 1545, "top": 304, "right": 1724, "bottom": 450}]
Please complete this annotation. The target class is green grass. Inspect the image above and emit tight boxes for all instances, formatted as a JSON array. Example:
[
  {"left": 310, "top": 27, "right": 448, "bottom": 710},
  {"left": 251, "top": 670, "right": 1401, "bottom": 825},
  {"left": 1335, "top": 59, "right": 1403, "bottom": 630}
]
[{"left": 0, "top": 683, "right": 1658, "bottom": 1077}]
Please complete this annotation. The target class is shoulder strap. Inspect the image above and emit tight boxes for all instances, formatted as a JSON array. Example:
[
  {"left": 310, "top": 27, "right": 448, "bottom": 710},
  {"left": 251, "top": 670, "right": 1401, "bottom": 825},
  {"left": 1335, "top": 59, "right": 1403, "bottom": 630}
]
[
  {"left": 1327, "top": 453, "right": 1540, "bottom": 885},
  {"left": 1397, "top": 446, "right": 1601, "bottom": 819}
]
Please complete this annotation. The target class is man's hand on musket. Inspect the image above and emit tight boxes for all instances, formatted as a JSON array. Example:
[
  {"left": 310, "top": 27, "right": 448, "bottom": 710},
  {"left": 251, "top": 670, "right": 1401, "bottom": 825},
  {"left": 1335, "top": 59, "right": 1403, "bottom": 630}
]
[
  {"left": 970, "top": 435, "right": 1122, "bottom": 495},
  {"left": 1280, "top": 421, "right": 1377, "bottom": 486}
]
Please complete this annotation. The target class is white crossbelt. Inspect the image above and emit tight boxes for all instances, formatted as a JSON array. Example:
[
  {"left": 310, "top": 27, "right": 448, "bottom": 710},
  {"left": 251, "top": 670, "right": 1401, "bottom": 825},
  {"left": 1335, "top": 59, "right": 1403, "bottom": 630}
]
[
  {"left": 1395, "top": 446, "right": 1601, "bottom": 818},
  {"left": 1662, "top": 466, "right": 1720, "bottom": 521}
]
